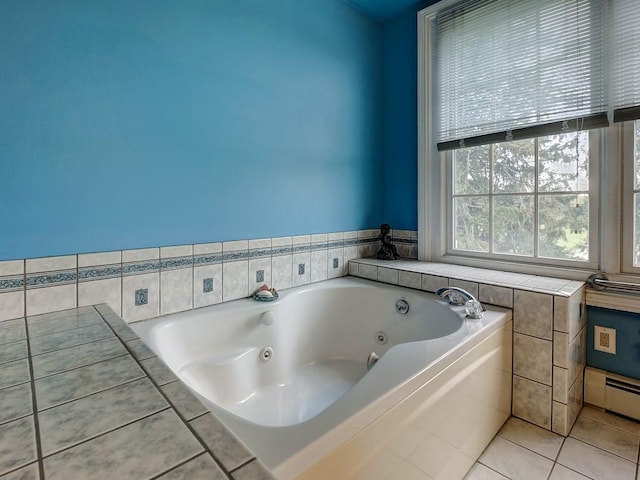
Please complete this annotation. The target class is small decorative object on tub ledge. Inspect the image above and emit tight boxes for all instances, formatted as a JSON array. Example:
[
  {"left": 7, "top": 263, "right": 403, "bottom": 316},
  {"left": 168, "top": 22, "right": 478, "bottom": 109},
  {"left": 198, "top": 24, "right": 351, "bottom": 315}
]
[
  {"left": 376, "top": 223, "right": 398, "bottom": 260},
  {"left": 253, "top": 284, "right": 279, "bottom": 302}
]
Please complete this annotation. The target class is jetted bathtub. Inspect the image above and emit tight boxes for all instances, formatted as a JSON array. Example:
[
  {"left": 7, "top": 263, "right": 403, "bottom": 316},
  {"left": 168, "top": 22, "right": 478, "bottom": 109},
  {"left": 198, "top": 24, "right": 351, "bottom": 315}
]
[{"left": 133, "top": 276, "right": 512, "bottom": 479}]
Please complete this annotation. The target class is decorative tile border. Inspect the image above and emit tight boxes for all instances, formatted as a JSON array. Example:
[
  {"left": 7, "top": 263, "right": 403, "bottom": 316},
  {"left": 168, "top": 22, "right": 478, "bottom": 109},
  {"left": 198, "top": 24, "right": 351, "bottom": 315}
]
[
  {"left": 78, "top": 265, "right": 122, "bottom": 282},
  {"left": 160, "top": 256, "right": 194, "bottom": 271},
  {"left": 122, "top": 261, "right": 161, "bottom": 276},
  {"left": 0, "top": 275, "right": 24, "bottom": 292},
  {"left": 194, "top": 254, "right": 223, "bottom": 267},
  {"left": 249, "top": 248, "right": 272, "bottom": 259},
  {"left": 0, "top": 229, "right": 412, "bottom": 321},
  {"left": 222, "top": 251, "right": 249, "bottom": 262},
  {"left": 26, "top": 269, "right": 77, "bottom": 289}
]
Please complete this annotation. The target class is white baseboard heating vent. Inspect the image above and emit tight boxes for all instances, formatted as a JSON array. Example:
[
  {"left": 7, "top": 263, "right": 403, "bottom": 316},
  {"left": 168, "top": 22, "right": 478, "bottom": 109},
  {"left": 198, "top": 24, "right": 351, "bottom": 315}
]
[{"left": 585, "top": 367, "right": 640, "bottom": 421}]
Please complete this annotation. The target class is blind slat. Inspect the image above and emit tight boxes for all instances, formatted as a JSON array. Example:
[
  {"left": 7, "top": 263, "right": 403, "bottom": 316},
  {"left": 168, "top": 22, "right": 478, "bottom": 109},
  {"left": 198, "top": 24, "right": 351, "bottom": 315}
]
[
  {"left": 611, "top": 0, "right": 640, "bottom": 121},
  {"left": 435, "top": 0, "right": 607, "bottom": 145}
]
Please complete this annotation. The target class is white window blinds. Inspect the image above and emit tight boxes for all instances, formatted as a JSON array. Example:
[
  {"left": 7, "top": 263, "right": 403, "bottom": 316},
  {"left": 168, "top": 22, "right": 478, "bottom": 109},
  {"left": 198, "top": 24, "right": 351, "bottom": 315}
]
[
  {"left": 611, "top": 0, "right": 640, "bottom": 123},
  {"left": 435, "top": 0, "right": 608, "bottom": 150}
]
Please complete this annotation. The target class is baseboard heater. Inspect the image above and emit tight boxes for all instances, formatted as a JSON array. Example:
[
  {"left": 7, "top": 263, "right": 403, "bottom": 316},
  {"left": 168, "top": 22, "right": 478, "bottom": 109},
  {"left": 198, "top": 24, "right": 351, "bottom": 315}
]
[{"left": 584, "top": 367, "right": 640, "bottom": 421}]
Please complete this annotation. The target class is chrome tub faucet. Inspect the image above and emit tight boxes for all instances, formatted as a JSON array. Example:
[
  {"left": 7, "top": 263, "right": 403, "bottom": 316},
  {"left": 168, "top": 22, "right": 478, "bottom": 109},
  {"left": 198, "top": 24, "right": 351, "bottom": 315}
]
[{"left": 436, "top": 287, "right": 486, "bottom": 319}]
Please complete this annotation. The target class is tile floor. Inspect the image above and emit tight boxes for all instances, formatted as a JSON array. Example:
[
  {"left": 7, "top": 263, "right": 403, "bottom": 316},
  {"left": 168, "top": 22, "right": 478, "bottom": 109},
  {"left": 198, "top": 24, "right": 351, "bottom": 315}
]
[{"left": 465, "top": 406, "right": 640, "bottom": 480}]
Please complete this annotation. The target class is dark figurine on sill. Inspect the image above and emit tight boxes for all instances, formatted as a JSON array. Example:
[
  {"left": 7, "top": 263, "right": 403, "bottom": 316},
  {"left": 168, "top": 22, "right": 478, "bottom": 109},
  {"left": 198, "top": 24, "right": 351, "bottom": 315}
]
[{"left": 377, "top": 224, "right": 398, "bottom": 260}]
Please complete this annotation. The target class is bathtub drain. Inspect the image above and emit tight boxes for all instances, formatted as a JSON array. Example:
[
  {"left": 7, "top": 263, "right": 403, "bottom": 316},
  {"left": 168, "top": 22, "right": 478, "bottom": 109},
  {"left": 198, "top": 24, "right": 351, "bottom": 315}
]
[{"left": 259, "top": 347, "right": 274, "bottom": 362}]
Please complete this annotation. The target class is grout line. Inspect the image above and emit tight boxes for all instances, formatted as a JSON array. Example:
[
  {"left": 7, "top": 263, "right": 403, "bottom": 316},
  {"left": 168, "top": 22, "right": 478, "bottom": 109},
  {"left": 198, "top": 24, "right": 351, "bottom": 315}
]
[
  {"left": 566, "top": 434, "right": 639, "bottom": 464},
  {"left": 120, "top": 256, "right": 124, "bottom": 319},
  {"left": 147, "top": 452, "right": 210, "bottom": 480},
  {"left": 229, "top": 457, "right": 257, "bottom": 474},
  {"left": 42, "top": 406, "right": 172, "bottom": 460},
  {"left": 36, "top": 365, "right": 142, "bottom": 413},
  {"left": 33, "top": 348, "right": 129, "bottom": 381},
  {"left": 75, "top": 255, "right": 79, "bottom": 310},
  {"left": 188, "top": 410, "right": 210, "bottom": 422},
  {"left": 29, "top": 330, "right": 115, "bottom": 358},
  {"left": 495, "top": 434, "right": 557, "bottom": 461},
  {"left": 23, "top": 259, "right": 27, "bottom": 319},
  {"left": 24, "top": 316, "right": 46, "bottom": 480},
  {"left": 192, "top": 258, "right": 195, "bottom": 311},
  {"left": 552, "top": 435, "right": 566, "bottom": 463},
  {"left": 636, "top": 435, "right": 640, "bottom": 480},
  {"left": 581, "top": 407, "right": 640, "bottom": 437},
  {"left": 27, "top": 320, "right": 105, "bottom": 341},
  {"left": 38, "top": 368, "right": 147, "bottom": 414}
]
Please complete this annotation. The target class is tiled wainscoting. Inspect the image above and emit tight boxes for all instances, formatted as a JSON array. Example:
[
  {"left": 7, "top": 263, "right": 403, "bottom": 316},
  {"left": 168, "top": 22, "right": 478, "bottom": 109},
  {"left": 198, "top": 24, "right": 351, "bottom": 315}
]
[
  {"left": 349, "top": 258, "right": 587, "bottom": 436},
  {"left": 0, "top": 230, "right": 418, "bottom": 323}
]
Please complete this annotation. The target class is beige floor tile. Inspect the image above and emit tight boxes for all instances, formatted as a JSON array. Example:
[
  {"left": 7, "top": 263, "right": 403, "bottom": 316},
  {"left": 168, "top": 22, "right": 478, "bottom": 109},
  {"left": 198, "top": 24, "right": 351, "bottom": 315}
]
[
  {"left": 386, "top": 461, "right": 432, "bottom": 480},
  {"left": 409, "top": 435, "right": 457, "bottom": 479},
  {"left": 557, "top": 437, "right": 636, "bottom": 480},
  {"left": 463, "top": 462, "right": 509, "bottom": 479},
  {"left": 498, "top": 417, "right": 564, "bottom": 460},
  {"left": 579, "top": 406, "right": 640, "bottom": 436},
  {"left": 352, "top": 448, "right": 402, "bottom": 480},
  {"left": 569, "top": 414, "right": 640, "bottom": 462},
  {"left": 479, "top": 436, "right": 554, "bottom": 480},
  {"left": 549, "top": 464, "right": 591, "bottom": 480}
]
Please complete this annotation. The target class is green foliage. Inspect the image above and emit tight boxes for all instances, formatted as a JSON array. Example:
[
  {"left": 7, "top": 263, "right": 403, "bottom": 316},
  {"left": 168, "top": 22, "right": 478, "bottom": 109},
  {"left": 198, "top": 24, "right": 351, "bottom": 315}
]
[{"left": 452, "top": 132, "right": 589, "bottom": 261}]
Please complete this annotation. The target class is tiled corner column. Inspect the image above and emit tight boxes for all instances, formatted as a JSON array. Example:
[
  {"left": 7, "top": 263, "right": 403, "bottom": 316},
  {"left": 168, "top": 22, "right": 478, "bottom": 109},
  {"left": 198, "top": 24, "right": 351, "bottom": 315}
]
[
  {"left": 552, "top": 287, "right": 587, "bottom": 436},
  {"left": 511, "top": 287, "right": 587, "bottom": 435},
  {"left": 347, "top": 258, "right": 587, "bottom": 436},
  {"left": 511, "top": 290, "right": 554, "bottom": 430}
]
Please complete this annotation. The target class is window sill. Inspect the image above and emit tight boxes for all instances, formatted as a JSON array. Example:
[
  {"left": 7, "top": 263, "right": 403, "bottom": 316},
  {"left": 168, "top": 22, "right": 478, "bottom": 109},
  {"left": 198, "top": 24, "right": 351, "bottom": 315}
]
[
  {"left": 431, "top": 253, "right": 597, "bottom": 282},
  {"left": 349, "top": 257, "right": 585, "bottom": 299}
]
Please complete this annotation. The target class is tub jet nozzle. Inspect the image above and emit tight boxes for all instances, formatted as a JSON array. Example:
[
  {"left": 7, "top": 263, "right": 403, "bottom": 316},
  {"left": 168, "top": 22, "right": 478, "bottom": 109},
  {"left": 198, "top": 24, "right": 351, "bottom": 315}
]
[
  {"left": 260, "top": 346, "right": 274, "bottom": 362},
  {"left": 261, "top": 311, "right": 275, "bottom": 326}
]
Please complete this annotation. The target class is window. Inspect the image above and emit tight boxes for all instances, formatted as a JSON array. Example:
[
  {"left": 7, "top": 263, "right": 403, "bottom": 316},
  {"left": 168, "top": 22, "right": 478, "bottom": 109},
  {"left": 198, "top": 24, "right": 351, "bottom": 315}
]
[
  {"left": 450, "top": 132, "right": 590, "bottom": 263},
  {"left": 419, "top": 0, "right": 640, "bottom": 277},
  {"left": 635, "top": 122, "right": 640, "bottom": 266}
]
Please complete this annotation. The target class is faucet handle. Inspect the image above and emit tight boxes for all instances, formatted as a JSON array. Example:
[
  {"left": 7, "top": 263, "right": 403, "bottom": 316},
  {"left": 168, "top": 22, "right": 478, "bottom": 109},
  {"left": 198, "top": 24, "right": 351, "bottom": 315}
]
[
  {"left": 464, "top": 299, "right": 485, "bottom": 319},
  {"left": 436, "top": 287, "right": 486, "bottom": 319},
  {"left": 436, "top": 287, "right": 467, "bottom": 306}
]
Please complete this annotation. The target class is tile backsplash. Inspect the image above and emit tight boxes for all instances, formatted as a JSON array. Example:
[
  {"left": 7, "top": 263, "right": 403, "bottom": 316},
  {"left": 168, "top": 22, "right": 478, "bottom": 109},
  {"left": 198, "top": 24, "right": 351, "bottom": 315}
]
[{"left": 0, "top": 229, "right": 418, "bottom": 323}]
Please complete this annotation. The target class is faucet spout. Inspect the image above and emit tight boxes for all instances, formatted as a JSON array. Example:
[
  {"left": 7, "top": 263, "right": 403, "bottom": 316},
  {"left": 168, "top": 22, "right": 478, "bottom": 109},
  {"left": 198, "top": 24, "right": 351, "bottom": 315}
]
[{"left": 435, "top": 287, "right": 486, "bottom": 319}]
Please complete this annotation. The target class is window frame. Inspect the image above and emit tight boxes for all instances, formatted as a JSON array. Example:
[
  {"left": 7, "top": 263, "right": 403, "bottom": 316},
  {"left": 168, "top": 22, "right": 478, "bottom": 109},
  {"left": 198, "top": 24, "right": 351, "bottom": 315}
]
[
  {"left": 444, "top": 133, "right": 600, "bottom": 271},
  {"left": 621, "top": 121, "right": 640, "bottom": 275},
  {"left": 418, "top": 2, "right": 608, "bottom": 280}
]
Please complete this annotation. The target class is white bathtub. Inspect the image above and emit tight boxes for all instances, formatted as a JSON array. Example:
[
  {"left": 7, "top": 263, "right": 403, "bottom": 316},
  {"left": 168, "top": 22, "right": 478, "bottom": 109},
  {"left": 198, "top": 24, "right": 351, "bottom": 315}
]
[{"left": 133, "top": 277, "right": 512, "bottom": 479}]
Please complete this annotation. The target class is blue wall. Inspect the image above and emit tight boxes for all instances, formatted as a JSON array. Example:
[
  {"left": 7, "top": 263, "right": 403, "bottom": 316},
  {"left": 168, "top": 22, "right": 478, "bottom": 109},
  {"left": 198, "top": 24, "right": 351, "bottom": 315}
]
[
  {"left": 587, "top": 307, "right": 640, "bottom": 381},
  {"left": 0, "top": 0, "right": 383, "bottom": 260},
  {"left": 381, "top": 1, "right": 436, "bottom": 231}
]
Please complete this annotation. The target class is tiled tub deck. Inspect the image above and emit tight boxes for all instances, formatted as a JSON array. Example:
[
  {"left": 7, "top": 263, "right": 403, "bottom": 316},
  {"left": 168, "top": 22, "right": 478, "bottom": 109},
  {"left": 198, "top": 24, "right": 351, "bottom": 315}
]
[
  {"left": 1, "top": 256, "right": 587, "bottom": 479},
  {"left": 0, "top": 304, "right": 274, "bottom": 480},
  {"left": 349, "top": 258, "right": 588, "bottom": 437}
]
